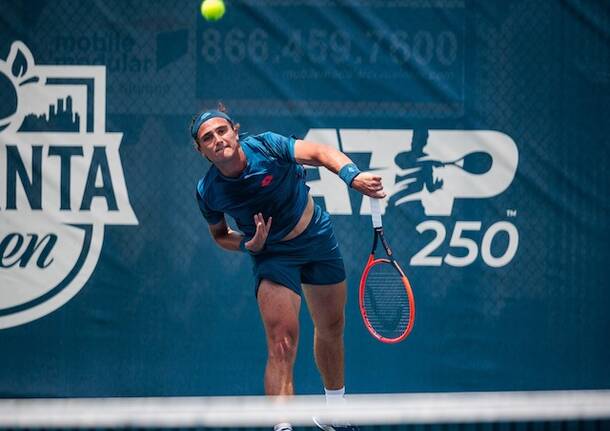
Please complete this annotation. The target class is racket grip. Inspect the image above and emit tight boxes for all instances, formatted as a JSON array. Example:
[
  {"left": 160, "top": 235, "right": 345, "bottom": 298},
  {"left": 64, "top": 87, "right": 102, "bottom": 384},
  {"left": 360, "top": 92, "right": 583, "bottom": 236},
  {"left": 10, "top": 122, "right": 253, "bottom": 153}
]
[{"left": 370, "top": 197, "right": 382, "bottom": 228}]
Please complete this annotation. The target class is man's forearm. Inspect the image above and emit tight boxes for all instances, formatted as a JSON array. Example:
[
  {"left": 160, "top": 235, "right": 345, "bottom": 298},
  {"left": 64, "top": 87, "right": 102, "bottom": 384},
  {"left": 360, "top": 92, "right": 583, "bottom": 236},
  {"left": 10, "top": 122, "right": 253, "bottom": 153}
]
[
  {"left": 319, "top": 146, "right": 353, "bottom": 174},
  {"left": 294, "top": 139, "right": 354, "bottom": 173},
  {"left": 314, "top": 144, "right": 362, "bottom": 188},
  {"left": 294, "top": 140, "right": 384, "bottom": 198},
  {"left": 212, "top": 229, "right": 243, "bottom": 252}
]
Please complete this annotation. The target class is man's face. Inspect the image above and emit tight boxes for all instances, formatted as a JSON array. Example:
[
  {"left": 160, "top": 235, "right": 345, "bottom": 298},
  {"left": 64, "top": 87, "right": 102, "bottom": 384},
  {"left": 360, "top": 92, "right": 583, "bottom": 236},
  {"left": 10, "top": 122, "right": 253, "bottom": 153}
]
[{"left": 196, "top": 117, "right": 239, "bottom": 163}]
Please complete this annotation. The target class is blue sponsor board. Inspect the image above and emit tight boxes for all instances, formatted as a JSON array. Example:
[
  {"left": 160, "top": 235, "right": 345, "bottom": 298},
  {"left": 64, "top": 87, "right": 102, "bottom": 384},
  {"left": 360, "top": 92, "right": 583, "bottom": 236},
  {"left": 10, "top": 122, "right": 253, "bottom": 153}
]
[
  {"left": 196, "top": 2, "right": 465, "bottom": 115},
  {"left": 0, "top": 0, "right": 608, "bottom": 397}
]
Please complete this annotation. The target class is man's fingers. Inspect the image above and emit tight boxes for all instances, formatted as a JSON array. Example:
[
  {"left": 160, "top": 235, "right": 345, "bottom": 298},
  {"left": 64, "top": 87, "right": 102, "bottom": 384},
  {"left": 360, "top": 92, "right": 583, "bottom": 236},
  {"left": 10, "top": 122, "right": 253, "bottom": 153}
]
[
  {"left": 246, "top": 213, "right": 272, "bottom": 253},
  {"left": 252, "top": 214, "right": 262, "bottom": 238},
  {"left": 352, "top": 174, "right": 385, "bottom": 198},
  {"left": 366, "top": 189, "right": 386, "bottom": 198},
  {"left": 252, "top": 213, "right": 271, "bottom": 239}
]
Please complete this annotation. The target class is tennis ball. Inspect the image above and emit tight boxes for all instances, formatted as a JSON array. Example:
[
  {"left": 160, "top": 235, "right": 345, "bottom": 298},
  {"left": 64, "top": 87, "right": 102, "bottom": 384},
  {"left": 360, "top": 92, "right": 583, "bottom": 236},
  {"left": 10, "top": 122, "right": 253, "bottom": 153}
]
[{"left": 201, "top": 0, "right": 225, "bottom": 21}]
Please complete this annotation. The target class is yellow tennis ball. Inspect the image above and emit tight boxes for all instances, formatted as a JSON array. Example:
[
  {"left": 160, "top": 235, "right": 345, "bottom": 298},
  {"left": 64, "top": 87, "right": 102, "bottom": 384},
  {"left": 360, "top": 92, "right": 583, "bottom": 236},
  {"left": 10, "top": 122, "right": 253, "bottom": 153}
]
[{"left": 201, "top": 0, "right": 225, "bottom": 21}]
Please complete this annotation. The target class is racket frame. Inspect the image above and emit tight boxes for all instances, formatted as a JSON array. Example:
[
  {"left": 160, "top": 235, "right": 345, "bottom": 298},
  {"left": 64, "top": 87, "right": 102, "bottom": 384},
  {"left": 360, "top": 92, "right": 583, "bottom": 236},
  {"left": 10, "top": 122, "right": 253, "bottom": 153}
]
[{"left": 359, "top": 221, "right": 415, "bottom": 343}]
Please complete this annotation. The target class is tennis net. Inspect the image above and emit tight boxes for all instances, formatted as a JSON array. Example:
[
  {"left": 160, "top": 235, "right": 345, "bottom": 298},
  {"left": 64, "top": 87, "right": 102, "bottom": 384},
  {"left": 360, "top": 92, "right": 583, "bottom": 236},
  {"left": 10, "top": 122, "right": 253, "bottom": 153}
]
[{"left": 1, "top": 390, "right": 609, "bottom": 430}]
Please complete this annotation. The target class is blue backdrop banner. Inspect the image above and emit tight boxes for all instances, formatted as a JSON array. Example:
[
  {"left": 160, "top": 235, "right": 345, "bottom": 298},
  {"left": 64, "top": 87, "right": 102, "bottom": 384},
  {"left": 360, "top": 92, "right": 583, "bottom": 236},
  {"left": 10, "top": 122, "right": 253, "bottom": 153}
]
[{"left": 0, "top": 0, "right": 609, "bottom": 396}]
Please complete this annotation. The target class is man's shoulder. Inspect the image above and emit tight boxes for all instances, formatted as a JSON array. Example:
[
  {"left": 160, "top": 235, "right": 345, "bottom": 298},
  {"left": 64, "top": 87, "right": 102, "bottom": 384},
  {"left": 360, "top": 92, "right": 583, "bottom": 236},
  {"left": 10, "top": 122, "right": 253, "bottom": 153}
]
[
  {"left": 243, "top": 131, "right": 295, "bottom": 160},
  {"left": 242, "top": 131, "right": 278, "bottom": 147},
  {"left": 240, "top": 132, "right": 275, "bottom": 158}
]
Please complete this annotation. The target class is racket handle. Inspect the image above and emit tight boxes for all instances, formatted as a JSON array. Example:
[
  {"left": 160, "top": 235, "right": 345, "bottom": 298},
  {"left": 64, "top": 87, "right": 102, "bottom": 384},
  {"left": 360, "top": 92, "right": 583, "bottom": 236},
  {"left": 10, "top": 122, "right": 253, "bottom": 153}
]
[{"left": 370, "top": 197, "right": 382, "bottom": 228}]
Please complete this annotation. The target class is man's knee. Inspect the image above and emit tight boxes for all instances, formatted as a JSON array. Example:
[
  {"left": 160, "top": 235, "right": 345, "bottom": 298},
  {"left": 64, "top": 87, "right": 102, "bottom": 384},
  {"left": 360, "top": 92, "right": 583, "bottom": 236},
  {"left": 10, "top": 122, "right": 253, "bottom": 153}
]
[
  {"left": 267, "top": 325, "right": 298, "bottom": 362},
  {"left": 316, "top": 313, "right": 345, "bottom": 340}
]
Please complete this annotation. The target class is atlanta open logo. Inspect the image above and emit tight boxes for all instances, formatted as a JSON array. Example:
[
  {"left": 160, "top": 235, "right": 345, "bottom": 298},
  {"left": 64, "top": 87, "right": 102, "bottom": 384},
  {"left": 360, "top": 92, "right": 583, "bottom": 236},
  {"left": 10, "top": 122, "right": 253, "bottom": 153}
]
[{"left": 0, "top": 41, "right": 137, "bottom": 329}]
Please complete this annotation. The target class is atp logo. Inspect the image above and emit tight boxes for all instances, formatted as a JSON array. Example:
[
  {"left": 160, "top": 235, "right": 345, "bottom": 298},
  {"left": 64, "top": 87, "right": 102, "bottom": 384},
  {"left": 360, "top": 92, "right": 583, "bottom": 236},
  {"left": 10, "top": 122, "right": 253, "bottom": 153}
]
[
  {"left": 304, "top": 128, "right": 519, "bottom": 268},
  {"left": 0, "top": 41, "right": 137, "bottom": 329}
]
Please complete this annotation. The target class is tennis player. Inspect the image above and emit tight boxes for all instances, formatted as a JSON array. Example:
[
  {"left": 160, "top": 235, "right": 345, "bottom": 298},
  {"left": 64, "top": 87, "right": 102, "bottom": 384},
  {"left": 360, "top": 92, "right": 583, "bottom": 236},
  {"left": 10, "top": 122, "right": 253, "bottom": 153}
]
[{"left": 192, "top": 105, "right": 385, "bottom": 431}]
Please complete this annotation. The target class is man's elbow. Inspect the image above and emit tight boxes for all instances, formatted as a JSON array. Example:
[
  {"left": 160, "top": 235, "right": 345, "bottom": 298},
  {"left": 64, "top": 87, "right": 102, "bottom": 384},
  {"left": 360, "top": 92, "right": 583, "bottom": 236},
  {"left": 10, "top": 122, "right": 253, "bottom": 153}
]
[
  {"left": 210, "top": 232, "right": 223, "bottom": 245},
  {"left": 295, "top": 140, "right": 325, "bottom": 166},
  {"left": 208, "top": 226, "right": 228, "bottom": 244},
  {"left": 306, "top": 144, "right": 327, "bottom": 167}
]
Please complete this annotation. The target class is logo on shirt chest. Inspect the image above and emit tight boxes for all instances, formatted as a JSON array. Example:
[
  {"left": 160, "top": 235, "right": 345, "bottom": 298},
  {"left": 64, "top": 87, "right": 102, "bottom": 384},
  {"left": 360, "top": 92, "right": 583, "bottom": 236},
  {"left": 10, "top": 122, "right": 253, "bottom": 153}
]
[{"left": 261, "top": 174, "right": 273, "bottom": 187}]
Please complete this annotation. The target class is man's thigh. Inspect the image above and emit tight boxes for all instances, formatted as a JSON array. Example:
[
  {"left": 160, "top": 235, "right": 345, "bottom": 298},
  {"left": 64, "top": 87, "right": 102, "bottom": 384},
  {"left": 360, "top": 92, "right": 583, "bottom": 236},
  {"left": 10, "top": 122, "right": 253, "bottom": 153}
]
[{"left": 302, "top": 280, "right": 347, "bottom": 330}]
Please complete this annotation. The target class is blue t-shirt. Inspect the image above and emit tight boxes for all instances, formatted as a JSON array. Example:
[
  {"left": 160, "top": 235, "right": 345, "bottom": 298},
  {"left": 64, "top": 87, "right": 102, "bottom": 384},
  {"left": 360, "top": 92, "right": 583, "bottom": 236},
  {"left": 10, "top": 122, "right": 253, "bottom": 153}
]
[{"left": 196, "top": 132, "right": 309, "bottom": 244}]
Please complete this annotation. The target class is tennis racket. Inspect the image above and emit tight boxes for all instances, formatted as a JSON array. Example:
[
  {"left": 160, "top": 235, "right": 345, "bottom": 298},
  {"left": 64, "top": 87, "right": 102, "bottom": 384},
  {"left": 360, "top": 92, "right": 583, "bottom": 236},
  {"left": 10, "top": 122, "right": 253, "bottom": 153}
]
[{"left": 359, "top": 197, "right": 415, "bottom": 343}]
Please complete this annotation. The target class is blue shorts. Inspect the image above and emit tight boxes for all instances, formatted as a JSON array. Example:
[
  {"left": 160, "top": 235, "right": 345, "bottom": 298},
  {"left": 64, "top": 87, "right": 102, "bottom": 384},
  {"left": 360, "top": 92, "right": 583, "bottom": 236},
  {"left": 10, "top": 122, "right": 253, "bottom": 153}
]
[{"left": 251, "top": 204, "right": 346, "bottom": 297}]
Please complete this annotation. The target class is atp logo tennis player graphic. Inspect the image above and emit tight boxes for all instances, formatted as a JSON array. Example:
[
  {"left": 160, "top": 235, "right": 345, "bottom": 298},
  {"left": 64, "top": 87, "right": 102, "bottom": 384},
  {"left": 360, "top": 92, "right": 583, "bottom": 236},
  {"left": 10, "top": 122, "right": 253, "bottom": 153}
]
[
  {"left": 0, "top": 41, "right": 137, "bottom": 329},
  {"left": 304, "top": 128, "right": 519, "bottom": 268},
  {"left": 389, "top": 129, "right": 518, "bottom": 216}
]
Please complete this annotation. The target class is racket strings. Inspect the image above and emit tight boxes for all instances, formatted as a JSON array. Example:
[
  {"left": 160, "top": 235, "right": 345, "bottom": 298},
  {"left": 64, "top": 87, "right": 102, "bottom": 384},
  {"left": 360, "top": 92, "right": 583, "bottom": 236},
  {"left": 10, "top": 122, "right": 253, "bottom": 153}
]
[{"left": 363, "top": 262, "right": 411, "bottom": 340}]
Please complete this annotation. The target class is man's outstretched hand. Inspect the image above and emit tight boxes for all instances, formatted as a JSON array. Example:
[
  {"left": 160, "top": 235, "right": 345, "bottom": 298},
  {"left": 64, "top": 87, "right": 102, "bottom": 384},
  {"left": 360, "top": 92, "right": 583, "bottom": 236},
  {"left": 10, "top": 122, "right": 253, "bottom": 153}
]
[{"left": 245, "top": 212, "right": 272, "bottom": 253}]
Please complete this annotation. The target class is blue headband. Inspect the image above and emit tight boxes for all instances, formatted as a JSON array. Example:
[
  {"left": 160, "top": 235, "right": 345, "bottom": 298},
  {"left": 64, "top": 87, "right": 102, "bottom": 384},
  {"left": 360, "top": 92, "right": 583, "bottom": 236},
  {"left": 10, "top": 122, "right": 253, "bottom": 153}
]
[{"left": 191, "top": 110, "right": 233, "bottom": 140}]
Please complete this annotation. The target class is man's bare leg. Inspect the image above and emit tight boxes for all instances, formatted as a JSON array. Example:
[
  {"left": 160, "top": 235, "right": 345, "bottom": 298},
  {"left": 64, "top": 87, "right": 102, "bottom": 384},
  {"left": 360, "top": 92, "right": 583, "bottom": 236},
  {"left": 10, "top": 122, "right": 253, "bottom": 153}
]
[
  {"left": 302, "top": 281, "right": 347, "bottom": 390},
  {"left": 257, "top": 279, "right": 301, "bottom": 395}
]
